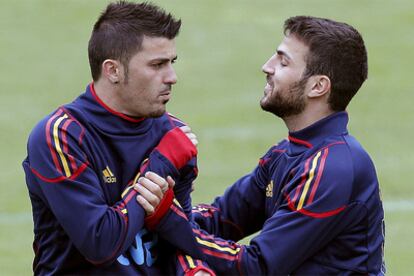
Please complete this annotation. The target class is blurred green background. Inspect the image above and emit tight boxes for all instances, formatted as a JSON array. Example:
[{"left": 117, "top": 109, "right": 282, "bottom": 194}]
[{"left": 1, "top": 0, "right": 413, "bottom": 274}]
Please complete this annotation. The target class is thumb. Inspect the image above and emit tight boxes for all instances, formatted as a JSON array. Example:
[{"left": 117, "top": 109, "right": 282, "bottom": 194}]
[{"left": 166, "top": 176, "right": 175, "bottom": 189}]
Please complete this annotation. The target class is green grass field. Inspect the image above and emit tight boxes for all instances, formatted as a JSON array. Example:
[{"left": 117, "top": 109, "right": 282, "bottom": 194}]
[{"left": 1, "top": 0, "right": 413, "bottom": 274}]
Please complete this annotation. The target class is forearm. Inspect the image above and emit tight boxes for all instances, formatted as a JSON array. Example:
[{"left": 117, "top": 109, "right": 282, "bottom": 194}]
[{"left": 192, "top": 174, "right": 266, "bottom": 241}]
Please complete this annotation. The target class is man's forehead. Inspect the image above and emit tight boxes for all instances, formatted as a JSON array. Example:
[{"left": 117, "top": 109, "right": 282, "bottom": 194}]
[
  {"left": 136, "top": 36, "right": 177, "bottom": 59},
  {"left": 277, "top": 35, "right": 309, "bottom": 61},
  {"left": 141, "top": 36, "right": 176, "bottom": 51}
]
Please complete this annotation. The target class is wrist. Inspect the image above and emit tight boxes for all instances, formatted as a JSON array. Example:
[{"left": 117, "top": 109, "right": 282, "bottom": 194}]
[{"left": 144, "top": 188, "right": 174, "bottom": 230}]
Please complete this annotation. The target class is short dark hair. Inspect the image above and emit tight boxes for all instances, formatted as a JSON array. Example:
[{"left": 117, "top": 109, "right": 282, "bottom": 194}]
[
  {"left": 88, "top": 1, "right": 181, "bottom": 81},
  {"left": 284, "top": 16, "right": 368, "bottom": 111}
]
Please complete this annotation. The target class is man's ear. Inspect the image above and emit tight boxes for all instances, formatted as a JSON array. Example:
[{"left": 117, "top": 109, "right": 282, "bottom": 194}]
[
  {"left": 308, "top": 75, "right": 331, "bottom": 98},
  {"left": 102, "top": 59, "right": 121, "bottom": 84}
]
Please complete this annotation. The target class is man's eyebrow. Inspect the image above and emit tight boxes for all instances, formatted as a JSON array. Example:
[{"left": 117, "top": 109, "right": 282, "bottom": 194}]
[
  {"left": 277, "top": 50, "right": 291, "bottom": 60},
  {"left": 151, "top": 55, "right": 178, "bottom": 63}
]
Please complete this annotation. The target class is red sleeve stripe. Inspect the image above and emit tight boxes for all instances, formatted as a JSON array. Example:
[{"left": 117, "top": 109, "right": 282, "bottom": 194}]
[
  {"left": 61, "top": 118, "right": 78, "bottom": 172},
  {"left": 122, "top": 188, "right": 138, "bottom": 205},
  {"left": 192, "top": 210, "right": 214, "bottom": 217},
  {"left": 201, "top": 248, "right": 238, "bottom": 261},
  {"left": 193, "top": 228, "right": 239, "bottom": 248},
  {"left": 170, "top": 203, "right": 188, "bottom": 221},
  {"left": 30, "top": 162, "right": 88, "bottom": 183},
  {"left": 178, "top": 253, "right": 190, "bottom": 272},
  {"left": 45, "top": 109, "right": 64, "bottom": 174},
  {"left": 307, "top": 148, "right": 329, "bottom": 205},
  {"left": 111, "top": 206, "right": 128, "bottom": 223}
]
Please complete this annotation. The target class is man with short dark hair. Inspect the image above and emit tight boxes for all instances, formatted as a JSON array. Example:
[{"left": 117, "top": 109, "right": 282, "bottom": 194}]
[
  {"left": 22, "top": 1, "right": 209, "bottom": 274},
  {"left": 137, "top": 16, "right": 386, "bottom": 275}
]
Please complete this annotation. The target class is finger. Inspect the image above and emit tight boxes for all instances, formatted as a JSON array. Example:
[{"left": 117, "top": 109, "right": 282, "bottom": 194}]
[
  {"left": 138, "top": 176, "right": 164, "bottom": 198},
  {"left": 134, "top": 183, "right": 160, "bottom": 207},
  {"left": 145, "top": 172, "right": 169, "bottom": 193},
  {"left": 186, "top": 133, "right": 198, "bottom": 142},
  {"left": 136, "top": 195, "right": 155, "bottom": 215},
  {"left": 186, "top": 133, "right": 197, "bottom": 139},
  {"left": 166, "top": 176, "right": 175, "bottom": 189},
  {"left": 190, "top": 138, "right": 198, "bottom": 147},
  {"left": 186, "top": 133, "right": 198, "bottom": 146},
  {"left": 179, "top": 125, "right": 191, "bottom": 134}
]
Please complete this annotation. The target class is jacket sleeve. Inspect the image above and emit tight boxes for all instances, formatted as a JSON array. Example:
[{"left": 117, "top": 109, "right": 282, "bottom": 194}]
[
  {"left": 191, "top": 151, "right": 272, "bottom": 241},
  {"left": 151, "top": 145, "right": 364, "bottom": 275},
  {"left": 23, "top": 110, "right": 146, "bottom": 265}
]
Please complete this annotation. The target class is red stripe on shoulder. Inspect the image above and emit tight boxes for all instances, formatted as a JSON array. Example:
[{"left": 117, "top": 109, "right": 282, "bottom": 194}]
[
  {"left": 60, "top": 107, "right": 86, "bottom": 146},
  {"left": 307, "top": 148, "right": 329, "bottom": 205},
  {"left": 61, "top": 118, "right": 78, "bottom": 172},
  {"left": 45, "top": 109, "right": 64, "bottom": 174},
  {"left": 291, "top": 157, "right": 311, "bottom": 205}
]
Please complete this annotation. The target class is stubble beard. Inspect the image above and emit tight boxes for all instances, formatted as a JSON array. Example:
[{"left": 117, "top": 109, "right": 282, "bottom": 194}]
[
  {"left": 260, "top": 78, "right": 308, "bottom": 118},
  {"left": 123, "top": 71, "right": 170, "bottom": 118}
]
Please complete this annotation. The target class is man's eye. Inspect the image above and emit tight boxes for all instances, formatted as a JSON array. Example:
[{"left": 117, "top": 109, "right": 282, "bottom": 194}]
[{"left": 152, "top": 63, "right": 163, "bottom": 69}]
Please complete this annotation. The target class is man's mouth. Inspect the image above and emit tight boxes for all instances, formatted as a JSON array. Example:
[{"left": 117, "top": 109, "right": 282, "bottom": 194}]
[
  {"left": 264, "top": 83, "right": 273, "bottom": 96},
  {"left": 159, "top": 89, "right": 171, "bottom": 102}
]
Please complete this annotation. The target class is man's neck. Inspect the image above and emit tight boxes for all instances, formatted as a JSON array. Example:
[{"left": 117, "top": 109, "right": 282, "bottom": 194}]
[
  {"left": 283, "top": 105, "right": 334, "bottom": 132},
  {"left": 93, "top": 80, "right": 123, "bottom": 114}
]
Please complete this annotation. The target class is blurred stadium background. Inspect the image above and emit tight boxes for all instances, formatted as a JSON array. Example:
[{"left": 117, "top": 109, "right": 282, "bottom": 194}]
[{"left": 1, "top": 0, "right": 413, "bottom": 274}]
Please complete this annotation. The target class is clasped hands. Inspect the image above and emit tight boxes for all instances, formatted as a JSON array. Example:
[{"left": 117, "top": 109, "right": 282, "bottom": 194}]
[{"left": 135, "top": 126, "right": 197, "bottom": 215}]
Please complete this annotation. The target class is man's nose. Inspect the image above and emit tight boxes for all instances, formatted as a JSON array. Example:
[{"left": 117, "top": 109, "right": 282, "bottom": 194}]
[
  {"left": 262, "top": 55, "right": 276, "bottom": 75},
  {"left": 165, "top": 65, "right": 177, "bottom": 85}
]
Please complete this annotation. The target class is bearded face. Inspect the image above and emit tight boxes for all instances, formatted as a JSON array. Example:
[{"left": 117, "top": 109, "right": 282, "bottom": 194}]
[{"left": 260, "top": 77, "right": 308, "bottom": 118}]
